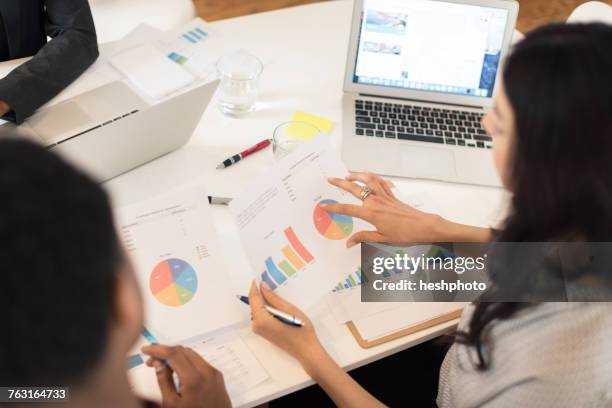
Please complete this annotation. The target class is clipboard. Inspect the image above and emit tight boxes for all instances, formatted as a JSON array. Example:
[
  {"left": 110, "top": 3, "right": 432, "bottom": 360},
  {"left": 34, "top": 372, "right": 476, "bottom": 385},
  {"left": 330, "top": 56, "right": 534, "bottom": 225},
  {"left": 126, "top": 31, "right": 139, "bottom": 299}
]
[{"left": 346, "top": 308, "right": 463, "bottom": 349}]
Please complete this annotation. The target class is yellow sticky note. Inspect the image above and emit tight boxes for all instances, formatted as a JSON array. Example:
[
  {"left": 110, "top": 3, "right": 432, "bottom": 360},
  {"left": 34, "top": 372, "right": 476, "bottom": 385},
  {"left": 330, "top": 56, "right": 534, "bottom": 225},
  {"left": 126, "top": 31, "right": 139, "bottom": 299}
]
[{"left": 288, "top": 111, "right": 334, "bottom": 140}]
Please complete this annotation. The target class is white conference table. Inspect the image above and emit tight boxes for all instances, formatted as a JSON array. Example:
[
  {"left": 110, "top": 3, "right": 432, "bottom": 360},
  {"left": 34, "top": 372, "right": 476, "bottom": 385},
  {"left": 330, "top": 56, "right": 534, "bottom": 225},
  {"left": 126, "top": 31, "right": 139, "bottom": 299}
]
[{"left": 104, "top": 1, "right": 509, "bottom": 406}]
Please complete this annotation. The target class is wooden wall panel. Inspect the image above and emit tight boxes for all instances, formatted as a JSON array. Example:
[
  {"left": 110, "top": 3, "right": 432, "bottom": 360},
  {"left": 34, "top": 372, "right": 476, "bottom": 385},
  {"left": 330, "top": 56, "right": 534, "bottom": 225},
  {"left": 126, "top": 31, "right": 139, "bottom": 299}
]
[{"left": 193, "top": 0, "right": 612, "bottom": 32}]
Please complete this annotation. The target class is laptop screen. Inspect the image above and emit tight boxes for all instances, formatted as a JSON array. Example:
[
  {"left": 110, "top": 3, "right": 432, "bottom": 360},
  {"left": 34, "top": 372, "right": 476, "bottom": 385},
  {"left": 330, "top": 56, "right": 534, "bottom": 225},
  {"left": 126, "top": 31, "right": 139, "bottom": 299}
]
[{"left": 353, "top": 0, "right": 510, "bottom": 98}]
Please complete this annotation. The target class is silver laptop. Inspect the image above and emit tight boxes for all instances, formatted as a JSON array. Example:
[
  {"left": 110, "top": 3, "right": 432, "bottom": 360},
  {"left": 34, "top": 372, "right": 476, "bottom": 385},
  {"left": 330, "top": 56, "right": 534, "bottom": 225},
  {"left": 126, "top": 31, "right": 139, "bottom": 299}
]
[
  {"left": 342, "top": 0, "right": 518, "bottom": 186},
  {"left": 3, "top": 80, "right": 219, "bottom": 181}
]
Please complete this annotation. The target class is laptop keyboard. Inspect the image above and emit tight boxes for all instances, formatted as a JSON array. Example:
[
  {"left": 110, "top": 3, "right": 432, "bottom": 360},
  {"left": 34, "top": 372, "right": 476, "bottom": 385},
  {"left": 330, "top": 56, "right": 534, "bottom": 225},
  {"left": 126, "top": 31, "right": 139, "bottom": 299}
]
[{"left": 354, "top": 99, "right": 492, "bottom": 149}]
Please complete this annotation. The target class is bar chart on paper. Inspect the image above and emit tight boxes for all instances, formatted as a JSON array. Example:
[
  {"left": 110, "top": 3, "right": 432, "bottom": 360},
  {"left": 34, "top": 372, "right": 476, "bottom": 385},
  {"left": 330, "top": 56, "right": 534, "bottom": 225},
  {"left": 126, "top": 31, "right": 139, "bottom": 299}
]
[
  {"left": 230, "top": 137, "right": 371, "bottom": 309},
  {"left": 332, "top": 267, "right": 367, "bottom": 293},
  {"left": 260, "top": 227, "right": 315, "bottom": 290},
  {"left": 168, "top": 28, "right": 207, "bottom": 65},
  {"left": 314, "top": 199, "right": 353, "bottom": 240},
  {"left": 150, "top": 258, "right": 198, "bottom": 307},
  {"left": 181, "top": 27, "right": 208, "bottom": 44},
  {"left": 162, "top": 20, "right": 219, "bottom": 79},
  {"left": 329, "top": 245, "right": 450, "bottom": 296}
]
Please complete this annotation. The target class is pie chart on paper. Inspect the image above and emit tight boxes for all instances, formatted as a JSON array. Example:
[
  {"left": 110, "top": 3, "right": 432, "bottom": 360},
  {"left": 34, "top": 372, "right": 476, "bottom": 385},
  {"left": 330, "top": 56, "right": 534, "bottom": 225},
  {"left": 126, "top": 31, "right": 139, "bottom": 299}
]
[
  {"left": 150, "top": 258, "right": 198, "bottom": 307},
  {"left": 313, "top": 199, "right": 354, "bottom": 240}
]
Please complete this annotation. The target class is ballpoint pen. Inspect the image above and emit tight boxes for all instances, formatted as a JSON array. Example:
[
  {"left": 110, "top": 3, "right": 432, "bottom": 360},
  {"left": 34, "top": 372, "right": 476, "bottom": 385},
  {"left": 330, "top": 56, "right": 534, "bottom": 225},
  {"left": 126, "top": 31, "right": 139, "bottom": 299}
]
[
  {"left": 216, "top": 139, "right": 272, "bottom": 169},
  {"left": 132, "top": 328, "right": 167, "bottom": 369},
  {"left": 236, "top": 295, "right": 304, "bottom": 327}
]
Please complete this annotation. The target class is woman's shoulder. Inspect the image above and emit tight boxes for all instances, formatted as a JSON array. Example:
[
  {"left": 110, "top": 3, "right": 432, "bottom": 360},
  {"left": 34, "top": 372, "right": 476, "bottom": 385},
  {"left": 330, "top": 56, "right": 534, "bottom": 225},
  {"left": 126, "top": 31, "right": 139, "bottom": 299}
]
[
  {"left": 487, "top": 302, "right": 612, "bottom": 338},
  {"left": 460, "top": 302, "right": 612, "bottom": 363},
  {"left": 458, "top": 302, "right": 612, "bottom": 333},
  {"left": 439, "top": 303, "right": 612, "bottom": 407}
]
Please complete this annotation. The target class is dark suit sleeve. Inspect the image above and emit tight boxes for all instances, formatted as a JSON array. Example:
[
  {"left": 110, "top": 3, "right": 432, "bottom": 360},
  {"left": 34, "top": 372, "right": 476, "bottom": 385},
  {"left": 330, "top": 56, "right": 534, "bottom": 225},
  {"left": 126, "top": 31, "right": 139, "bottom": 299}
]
[{"left": 0, "top": 0, "right": 99, "bottom": 124}]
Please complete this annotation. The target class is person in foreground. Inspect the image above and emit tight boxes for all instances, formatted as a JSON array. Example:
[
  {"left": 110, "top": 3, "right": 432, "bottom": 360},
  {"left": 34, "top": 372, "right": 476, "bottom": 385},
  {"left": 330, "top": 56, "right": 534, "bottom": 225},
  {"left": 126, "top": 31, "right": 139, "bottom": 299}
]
[
  {"left": 249, "top": 23, "right": 612, "bottom": 407},
  {"left": 0, "top": 140, "right": 230, "bottom": 408},
  {"left": 0, "top": 0, "right": 99, "bottom": 123}
]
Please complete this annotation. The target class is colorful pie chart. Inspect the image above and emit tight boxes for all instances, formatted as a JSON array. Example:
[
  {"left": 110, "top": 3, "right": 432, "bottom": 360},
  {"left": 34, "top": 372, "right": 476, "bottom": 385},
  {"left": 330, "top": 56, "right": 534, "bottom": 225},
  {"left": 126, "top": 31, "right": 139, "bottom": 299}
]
[
  {"left": 313, "top": 199, "right": 353, "bottom": 240},
  {"left": 150, "top": 258, "right": 198, "bottom": 307}
]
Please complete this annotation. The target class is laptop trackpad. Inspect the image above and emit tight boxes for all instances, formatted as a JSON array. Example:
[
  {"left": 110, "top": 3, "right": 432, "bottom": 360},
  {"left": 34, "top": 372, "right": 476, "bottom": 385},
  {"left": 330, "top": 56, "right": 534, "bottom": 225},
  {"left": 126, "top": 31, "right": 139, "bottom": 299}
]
[
  {"left": 401, "top": 146, "right": 456, "bottom": 179},
  {"left": 27, "top": 101, "right": 93, "bottom": 142}
]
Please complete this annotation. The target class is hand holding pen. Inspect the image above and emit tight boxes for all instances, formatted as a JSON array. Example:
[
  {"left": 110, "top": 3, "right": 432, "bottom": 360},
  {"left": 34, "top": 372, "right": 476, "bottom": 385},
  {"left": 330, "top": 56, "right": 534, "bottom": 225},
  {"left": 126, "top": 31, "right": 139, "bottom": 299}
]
[
  {"left": 237, "top": 295, "right": 304, "bottom": 327},
  {"left": 246, "top": 282, "right": 328, "bottom": 368},
  {"left": 141, "top": 344, "right": 232, "bottom": 407}
]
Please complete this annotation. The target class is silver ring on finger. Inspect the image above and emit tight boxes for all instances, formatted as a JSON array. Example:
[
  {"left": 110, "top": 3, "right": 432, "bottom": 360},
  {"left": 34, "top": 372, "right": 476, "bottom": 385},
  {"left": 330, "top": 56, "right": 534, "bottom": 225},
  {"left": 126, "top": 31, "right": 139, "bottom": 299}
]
[{"left": 360, "top": 185, "right": 372, "bottom": 201}]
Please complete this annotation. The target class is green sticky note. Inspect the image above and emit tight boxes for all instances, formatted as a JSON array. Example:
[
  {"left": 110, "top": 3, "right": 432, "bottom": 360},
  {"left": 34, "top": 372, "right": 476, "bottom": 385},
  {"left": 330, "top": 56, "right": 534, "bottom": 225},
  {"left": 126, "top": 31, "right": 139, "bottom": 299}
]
[{"left": 288, "top": 111, "right": 334, "bottom": 140}]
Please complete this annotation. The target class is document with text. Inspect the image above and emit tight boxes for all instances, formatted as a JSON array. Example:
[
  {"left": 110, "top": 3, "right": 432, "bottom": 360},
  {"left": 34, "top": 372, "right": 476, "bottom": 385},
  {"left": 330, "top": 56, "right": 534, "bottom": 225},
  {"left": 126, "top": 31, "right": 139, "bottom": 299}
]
[
  {"left": 116, "top": 186, "right": 246, "bottom": 343},
  {"left": 229, "top": 137, "right": 371, "bottom": 309}
]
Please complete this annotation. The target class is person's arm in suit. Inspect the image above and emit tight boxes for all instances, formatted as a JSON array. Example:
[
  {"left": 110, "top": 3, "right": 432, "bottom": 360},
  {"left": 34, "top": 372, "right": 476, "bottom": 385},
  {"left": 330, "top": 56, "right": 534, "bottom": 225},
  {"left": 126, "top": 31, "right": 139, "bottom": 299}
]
[{"left": 0, "top": 0, "right": 99, "bottom": 124}]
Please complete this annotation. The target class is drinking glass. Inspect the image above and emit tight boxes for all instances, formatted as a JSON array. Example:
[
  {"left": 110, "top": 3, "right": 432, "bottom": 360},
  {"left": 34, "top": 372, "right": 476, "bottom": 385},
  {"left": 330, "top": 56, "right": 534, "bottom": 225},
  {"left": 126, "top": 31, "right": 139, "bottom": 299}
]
[
  {"left": 216, "top": 51, "right": 263, "bottom": 116},
  {"left": 272, "top": 121, "right": 321, "bottom": 160}
]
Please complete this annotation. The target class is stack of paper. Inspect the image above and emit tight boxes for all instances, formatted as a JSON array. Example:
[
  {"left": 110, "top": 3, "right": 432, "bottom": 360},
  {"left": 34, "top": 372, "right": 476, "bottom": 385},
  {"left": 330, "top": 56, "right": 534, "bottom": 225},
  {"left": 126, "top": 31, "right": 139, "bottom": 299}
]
[
  {"left": 110, "top": 44, "right": 195, "bottom": 100},
  {"left": 159, "top": 19, "right": 221, "bottom": 79},
  {"left": 353, "top": 302, "right": 466, "bottom": 341}
]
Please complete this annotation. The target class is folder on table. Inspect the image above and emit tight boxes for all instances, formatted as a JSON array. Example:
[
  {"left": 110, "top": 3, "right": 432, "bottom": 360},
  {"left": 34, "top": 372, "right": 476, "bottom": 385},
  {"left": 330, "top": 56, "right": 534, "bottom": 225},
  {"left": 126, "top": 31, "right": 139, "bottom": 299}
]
[{"left": 346, "top": 303, "right": 465, "bottom": 349}]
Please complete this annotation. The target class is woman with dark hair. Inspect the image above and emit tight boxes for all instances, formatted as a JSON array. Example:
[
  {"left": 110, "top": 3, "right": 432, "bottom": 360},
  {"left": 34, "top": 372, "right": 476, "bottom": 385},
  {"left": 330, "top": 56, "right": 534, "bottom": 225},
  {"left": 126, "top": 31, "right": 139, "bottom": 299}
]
[{"left": 247, "top": 23, "right": 612, "bottom": 406}]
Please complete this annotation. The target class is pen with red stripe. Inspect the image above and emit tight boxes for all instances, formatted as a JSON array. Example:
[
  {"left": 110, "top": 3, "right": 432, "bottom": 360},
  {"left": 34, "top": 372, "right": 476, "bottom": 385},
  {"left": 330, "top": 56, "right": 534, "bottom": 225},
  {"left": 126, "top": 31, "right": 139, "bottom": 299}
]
[{"left": 216, "top": 139, "right": 272, "bottom": 169}]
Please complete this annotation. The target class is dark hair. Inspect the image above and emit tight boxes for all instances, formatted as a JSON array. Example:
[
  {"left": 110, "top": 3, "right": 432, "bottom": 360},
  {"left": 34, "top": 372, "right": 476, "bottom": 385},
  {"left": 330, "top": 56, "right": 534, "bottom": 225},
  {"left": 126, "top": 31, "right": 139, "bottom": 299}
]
[
  {"left": 457, "top": 23, "right": 612, "bottom": 369},
  {"left": 0, "top": 140, "right": 121, "bottom": 385}
]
